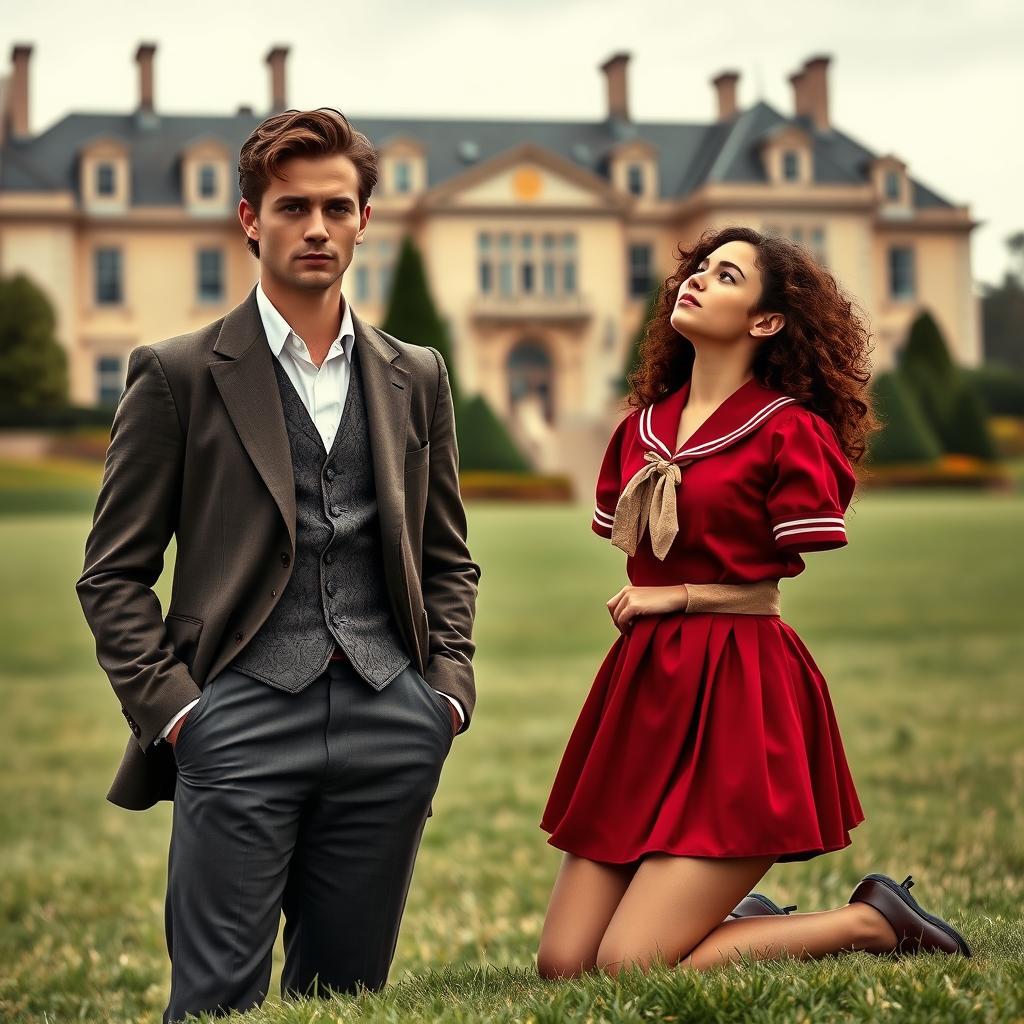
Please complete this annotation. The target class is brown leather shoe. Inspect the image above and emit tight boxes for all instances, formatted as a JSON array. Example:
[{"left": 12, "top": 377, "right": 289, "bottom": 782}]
[
  {"left": 849, "top": 873, "right": 971, "bottom": 957},
  {"left": 729, "top": 892, "right": 798, "bottom": 919}
]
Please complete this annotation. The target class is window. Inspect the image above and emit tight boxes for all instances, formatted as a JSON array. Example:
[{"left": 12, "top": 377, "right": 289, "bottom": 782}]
[
  {"left": 542, "top": 260, "right": 557, "bottom": 295},
  {"left": 377, "top": 239, "right": 396, "bottom": 305},
  {"left": 94, "top": 248, "right": 122, "bottom": 305},
  {"left": 810, "top": 226, "right": 827, "bottom": 263},
  {"left": 521, "top": 262, "right": 535, "bottom": 293},
  {"left": 888, "top": 246, "right": 915, "bottom": 299},
  {"left": 354, "top": 264, "right": 370, "bottom": 302},
  {"left": 562, "top": 234, "right": 577, "bottom": 294},
  {"left": 379, "top": 264, "right": 394, "bottom": 305},
  {"left": 198, "top": 164, "right": 218, "bottom": 199},
  {"left": 626, "top": 163, "right": 645, "bottom": 196},
  {"left": 96, "top": 355, "right": 124, "bottom": 406},
  {"left": 782, "top": 150, "right": 800, "bottom": 181},
  {"left": 197, "top": 248, "right": 224, "bottom": 303},
  {"left": 477, "top": 232, "right": 493, "bottom": 294},
  {"left": 96, "top": 163, "right": 116, "bottom": 197},
  {"left": 498, "top": 233, "right": 514, "bottom": 296},
  {"left": 884, "top": 170, "right": 901, "bottom": 202},
  {"left": 480, "top": 230, "right": 578, "bottom": 298},
  {"left": 394, "top": 160, "right": 412, "bottom": 194},
  {"left": 628, "top": 244, "right": 652, "bottom": 298}
]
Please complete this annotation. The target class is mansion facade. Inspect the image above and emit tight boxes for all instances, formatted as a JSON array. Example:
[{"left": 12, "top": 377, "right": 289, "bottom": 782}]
[{"left": 0, "top": 43, "right": 978, "bottom": 475}]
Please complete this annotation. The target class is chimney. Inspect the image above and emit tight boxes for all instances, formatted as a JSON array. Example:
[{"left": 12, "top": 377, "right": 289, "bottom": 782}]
[
  {"left": 266, "top": 46, "right": 289, "bottom": 112},
  {"left": 600, "top": 52, "right": 630, "bottom": 122},
  {"left": 135, "top": 43, "right": 156, "bottom": 112},
  {"left": 711, "top": 70, "right": 740, "bottom": 121},
  {"left": 790, "top": 55, "right": 831, "bottom": 131},
  {"left": 9, "top": 44, "right": 32, "bottom": 139}
]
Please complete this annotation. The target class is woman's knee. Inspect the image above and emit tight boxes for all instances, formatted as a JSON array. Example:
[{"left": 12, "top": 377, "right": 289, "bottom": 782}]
[{"left": 536, "top": 943, "right": 595, "bottom": 980}]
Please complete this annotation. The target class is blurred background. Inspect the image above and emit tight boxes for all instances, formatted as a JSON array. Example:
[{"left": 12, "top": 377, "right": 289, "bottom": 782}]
[{"left": 1, "top": 2, "right": 1022, "bottom": 1022}]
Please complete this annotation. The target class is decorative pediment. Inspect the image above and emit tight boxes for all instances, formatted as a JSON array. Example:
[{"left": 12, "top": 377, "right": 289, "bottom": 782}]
[{"left": 422, "top": 142, "right": 627, "bottom": 211}]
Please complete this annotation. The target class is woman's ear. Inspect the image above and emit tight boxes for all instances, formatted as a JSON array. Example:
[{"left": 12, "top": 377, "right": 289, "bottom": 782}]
[{"left": 750, "top": 312, "right": 785, "bottom": 339}]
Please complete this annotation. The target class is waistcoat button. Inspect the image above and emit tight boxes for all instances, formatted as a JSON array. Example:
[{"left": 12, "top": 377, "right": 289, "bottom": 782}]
[{"left": 280, "top": 552, "right": 291, "bottom": 567}]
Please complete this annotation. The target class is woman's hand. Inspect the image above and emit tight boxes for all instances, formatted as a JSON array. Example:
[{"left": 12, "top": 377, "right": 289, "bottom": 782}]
[{"left": 607, "top": 584, "right": 688, "bottom": 632}]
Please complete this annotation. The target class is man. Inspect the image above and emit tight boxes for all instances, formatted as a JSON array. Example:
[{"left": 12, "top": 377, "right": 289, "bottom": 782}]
[{"left": 76, "top": 108, "right": 480, "bottom": 1022}]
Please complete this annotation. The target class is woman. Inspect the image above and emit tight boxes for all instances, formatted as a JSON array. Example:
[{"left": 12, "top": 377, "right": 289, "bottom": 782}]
[{"left": 537, "top": 226, "right": 970, "bottom": 977}]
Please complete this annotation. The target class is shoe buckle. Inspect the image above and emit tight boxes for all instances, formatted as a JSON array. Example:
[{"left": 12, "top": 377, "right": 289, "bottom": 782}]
[{"left": 900, "top": 875, "right": 915, "bottom": 890}]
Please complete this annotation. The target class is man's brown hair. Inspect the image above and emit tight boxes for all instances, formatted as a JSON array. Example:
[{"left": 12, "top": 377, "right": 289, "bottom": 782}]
[{"left": 238, "top": 107, "right": 379, "bottom": 258}]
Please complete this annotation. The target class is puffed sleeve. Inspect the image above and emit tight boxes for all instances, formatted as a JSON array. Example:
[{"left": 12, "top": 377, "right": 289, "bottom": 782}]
[
  {"left": 592, "top": 412, "right": 635, "bottom": 539},
  {"left": 765, "top": 410, "right": 857, "bottom": 552}
]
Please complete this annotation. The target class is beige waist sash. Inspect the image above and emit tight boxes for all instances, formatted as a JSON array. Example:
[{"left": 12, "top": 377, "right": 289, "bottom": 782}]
[{"left": 683, "top": 579, "right": 781, "bottom": 615}]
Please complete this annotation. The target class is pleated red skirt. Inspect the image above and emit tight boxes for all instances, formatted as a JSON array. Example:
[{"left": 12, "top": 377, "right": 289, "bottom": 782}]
[{"left": 540, "top": 612, "right": 865, "bottom": 864}]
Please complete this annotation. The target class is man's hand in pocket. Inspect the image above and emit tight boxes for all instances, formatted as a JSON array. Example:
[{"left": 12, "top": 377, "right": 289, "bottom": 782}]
[{"left": 167, "top": 712, "right": 190, "bottom": 748}]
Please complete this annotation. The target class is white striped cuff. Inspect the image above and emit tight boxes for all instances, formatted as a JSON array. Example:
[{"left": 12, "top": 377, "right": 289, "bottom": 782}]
[
  {"left": 772, "top": 514, "right": 847, "bottom": 549},
  {"left": 592, "top": 505, "right": 615, "bottom": 538}
]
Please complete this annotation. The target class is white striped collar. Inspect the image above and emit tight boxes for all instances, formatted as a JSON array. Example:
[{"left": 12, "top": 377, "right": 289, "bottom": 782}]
[{"left": 640, "top": 377, "right": 796, "bottom": 464}]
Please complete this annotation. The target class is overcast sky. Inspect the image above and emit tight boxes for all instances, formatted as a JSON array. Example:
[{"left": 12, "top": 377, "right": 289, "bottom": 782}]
[{"left": 2, "top": 0, "right": 1018, "bottom": 286}]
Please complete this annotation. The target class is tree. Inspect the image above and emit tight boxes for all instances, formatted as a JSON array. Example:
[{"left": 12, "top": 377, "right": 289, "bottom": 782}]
[
  {"left": 380, "top": 235, "right": 532, "bottom": 472},
  {"left": 898, "top": 310, "right": 996, "bottom": 460},
  {"left": 866, "top": 371, "right": 942, "bottom": 464},
  {"left": 980, "top": 230, "right": 1024, "bottom": 371},
  {"left": 456, "top": 395, "right": 531, "bottom": 472},
  {"left": 381, "top": 235, "right": 460, "bottom": 405},
  {"left": 0, "top": 273, "right": 68, "bottom": 409},
  {"left": 899, "top": 311, "right": 960, "bottom": 451},
  {"left": 620, "top": 288, "right": 660, "bottom": 394}
]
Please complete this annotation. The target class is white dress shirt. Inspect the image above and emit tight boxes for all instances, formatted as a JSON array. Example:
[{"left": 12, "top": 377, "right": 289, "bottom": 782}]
[{"left": 157, "top": 283, "right": 464, "bottom": 742}]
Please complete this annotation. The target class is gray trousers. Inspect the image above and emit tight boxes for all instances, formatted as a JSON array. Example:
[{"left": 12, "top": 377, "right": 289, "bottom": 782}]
[{"left": 162, "top": 659, "right": 453, "bottom": 1024}]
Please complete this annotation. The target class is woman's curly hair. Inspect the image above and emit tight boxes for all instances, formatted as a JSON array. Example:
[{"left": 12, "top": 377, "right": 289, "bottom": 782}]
[{"left": 626, "top": 226, "right": 879, "bottom": 462}]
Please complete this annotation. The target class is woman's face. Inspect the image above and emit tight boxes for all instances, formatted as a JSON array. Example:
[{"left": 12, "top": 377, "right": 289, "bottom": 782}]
[{"left": 670, "top": 239, "right": 783, "bottom": 344}]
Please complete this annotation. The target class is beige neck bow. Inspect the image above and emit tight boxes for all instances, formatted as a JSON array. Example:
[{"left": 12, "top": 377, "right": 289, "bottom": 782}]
[{"left": 611, "top": 451, "right": 693, "bottom": 560}]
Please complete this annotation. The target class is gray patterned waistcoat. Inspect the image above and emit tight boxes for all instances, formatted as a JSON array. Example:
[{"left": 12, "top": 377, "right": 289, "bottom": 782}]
[{"left": 230, "top": 347, "right": 411, "bottom": 692}]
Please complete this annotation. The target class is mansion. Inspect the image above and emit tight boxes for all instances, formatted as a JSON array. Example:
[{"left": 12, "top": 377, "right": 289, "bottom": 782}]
[{"left": 0, "top": 43, "right": 978, "bottom": 477}]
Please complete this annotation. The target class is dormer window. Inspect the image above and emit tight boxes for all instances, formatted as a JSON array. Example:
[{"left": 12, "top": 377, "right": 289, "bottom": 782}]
[
  {"left": 760, "top": 126, "right": 812, "bottom": 187},
  {"left": 96, "top": 163, "right": 117, "bottom": 196},
  {"left": 377, "top": 138, "right": 426, "bottom": 198},
  {"left": 181, "top": 139, "right": 231, "bottom": 214},
  {"left": 871, "top": 157, "right": 912, "bottom": 215},
  {"left": 626, "top": 163, "right": 645, "bottom": 196},
  {"left": 198, "top": 163, "right": 218, "bottom": 198},
  {"left": 80, "top": 138, "right": 130, "bottom": 211},
  {"left": 782, "top": 151, "right": 800, "bottom": 181},
  {"left": 394, "top": 160, "right": 412, "bottom": 194}
]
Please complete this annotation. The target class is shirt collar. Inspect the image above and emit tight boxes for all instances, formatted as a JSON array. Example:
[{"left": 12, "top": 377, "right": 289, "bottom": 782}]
[{"left": 255, "top": 281, "right": 355, "bottom": 361}]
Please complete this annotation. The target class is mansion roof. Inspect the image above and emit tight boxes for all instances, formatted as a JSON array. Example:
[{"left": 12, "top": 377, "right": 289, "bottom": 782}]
[{"left": 0, "top": 100, "right": 954, "bottom": 211}]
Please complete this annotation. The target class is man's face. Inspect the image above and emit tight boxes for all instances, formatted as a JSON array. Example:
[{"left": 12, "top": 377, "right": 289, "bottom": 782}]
[{"left": 239, "top": 153, "right": 371, "bottom": 292}]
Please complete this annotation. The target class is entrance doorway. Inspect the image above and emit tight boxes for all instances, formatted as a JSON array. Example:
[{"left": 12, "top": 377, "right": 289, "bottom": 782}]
[{"left": 507, "top": 340, "right": 554, "bottom": 423}]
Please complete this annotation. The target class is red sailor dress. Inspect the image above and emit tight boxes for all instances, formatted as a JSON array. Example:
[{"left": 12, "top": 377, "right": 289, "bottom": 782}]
[{"left": 540, "top": 376, "right": 866, "bottom": 863}]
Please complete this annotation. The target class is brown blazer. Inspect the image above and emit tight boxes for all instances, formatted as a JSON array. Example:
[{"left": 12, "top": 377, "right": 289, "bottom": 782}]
[{"left": 76, "top": 287, "right": 481, "bottom": 810}]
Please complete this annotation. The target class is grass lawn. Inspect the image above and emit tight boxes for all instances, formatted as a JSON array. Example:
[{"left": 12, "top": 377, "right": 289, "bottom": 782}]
[{"left": 1, "top": 459, "right": 1022, "bottom": 1022}]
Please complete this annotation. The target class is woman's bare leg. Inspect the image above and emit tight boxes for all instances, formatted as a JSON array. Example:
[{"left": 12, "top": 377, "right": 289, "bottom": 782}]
[
  {"left": 594, "top": 853, "right": 899, "bottom": 975},
  {"left": 537, "top": 853, "right": 637, "bottom": 979},
  {"left": 596, "top": 853, "right": 775, "bottom": 974},
  {"left": 683, "top": 903, "right": 898, "bottom": 970}
]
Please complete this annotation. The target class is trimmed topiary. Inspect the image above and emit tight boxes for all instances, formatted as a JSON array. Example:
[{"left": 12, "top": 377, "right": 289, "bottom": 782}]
[{"left": 867, "top": 371, "right": 943, "bottom": 465}]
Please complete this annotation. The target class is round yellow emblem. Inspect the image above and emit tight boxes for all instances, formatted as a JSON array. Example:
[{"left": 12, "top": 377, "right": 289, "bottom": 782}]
[{"left": 513, "top": 167, "right": 543, "bottom": 201}]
